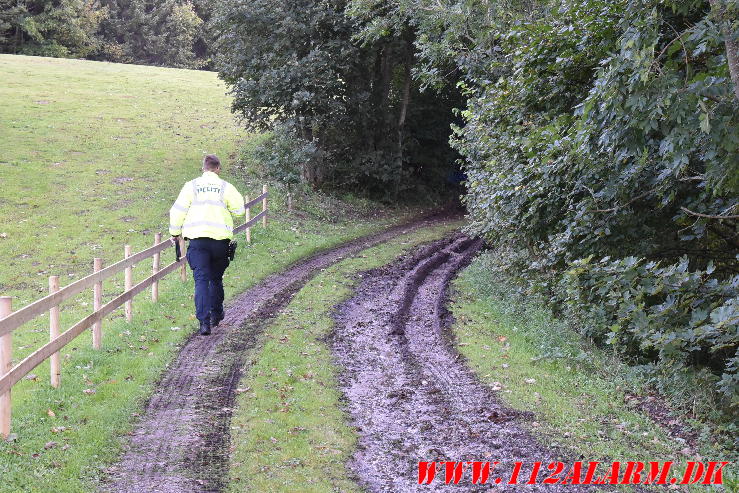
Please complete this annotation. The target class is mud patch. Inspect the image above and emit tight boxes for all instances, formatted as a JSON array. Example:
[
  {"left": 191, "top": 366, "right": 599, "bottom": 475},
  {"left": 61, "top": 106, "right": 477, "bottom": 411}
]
[
  {"left": 625, "top": 393, "right": 699, "bottom": 451},
  {"left": 106, "top": 199, "right": 133, "bottom": 211},
  {"left": 100, "top": 210, "right": 457, "bottom": 492},
  {"left": 331, "top": 236, "right": 612, "bottom": 492}
]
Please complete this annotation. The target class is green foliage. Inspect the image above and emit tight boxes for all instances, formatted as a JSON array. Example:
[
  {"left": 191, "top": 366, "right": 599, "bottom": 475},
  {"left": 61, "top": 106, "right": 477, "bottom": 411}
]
[
  {"left": 564, "top": 256, "right": 738, "bottom": 404},
  {"left": 0, "top": 0, "right": 106, "bottom": 57},
  {"left": 97, "top": 0, "right": 204, "bottom": 68},
  {"left": 435, "top": 0, "right": 739, "bottom": 407},
  {"left": 212, "top": 0, "right": 462, "bottom": 197},
  {"left": 0, "top": 0, "right": 209, "bottom": 68},
  {"left": 254, "top": 125, "right": 317, "bottom": 191},
  {"left": 346, "top": 0, "right": 739, "bottom": 410}
]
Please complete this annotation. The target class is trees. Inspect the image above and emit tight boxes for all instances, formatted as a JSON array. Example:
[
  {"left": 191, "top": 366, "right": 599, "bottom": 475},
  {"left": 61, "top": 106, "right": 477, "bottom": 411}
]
[
  {"left": 0, "top": 0, "right": 105, "bottom": 57},
  {"left": 418, "top": 0, "right": 738, "bottom": 404},
  {"left": 96, "top": 0, "right": 203, "bottom": 68},
  {"left": 0, "top": 0, "right": 208, "bottom": 68},
  {"left": 322, "top": 0, "right": 738, "bottom": 405},
  {"left": 212, "top": 0, "right": 461, "bottom": 195}
]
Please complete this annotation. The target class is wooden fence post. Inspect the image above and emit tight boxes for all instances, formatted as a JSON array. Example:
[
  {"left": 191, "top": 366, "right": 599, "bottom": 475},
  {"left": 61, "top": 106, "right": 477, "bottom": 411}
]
[
  {"left": 179, "top": 236, "right": 187, "bottom": 281},
  {"left": 262, "top": 184, "right": 268, "bottom": 228},
  {"left": 92, "top": 258, "right": 103, "bottom": 350},
  {"left": 0, "top": 296, "right": 12, "bottom": 439},
  {"left": 49, "top": 277, "right": 60, "bottom": 388},
  {"left": 152, "top": 233, "right": 161, "bottom": 302},
  {"left": 245, "top": 195, "right": 252, "bottom": 244},
  {"left": 124, "top": 245, "right": 133, "bottom": 322}
]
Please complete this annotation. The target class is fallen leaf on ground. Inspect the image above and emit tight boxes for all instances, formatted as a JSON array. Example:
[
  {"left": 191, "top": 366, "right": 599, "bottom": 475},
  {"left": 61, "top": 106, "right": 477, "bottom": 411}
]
[
  {"left": 525, "top": 378, "right": 536, "bottom": 384},
  {"left": 47, "top": 409, "right": 56, "bottom": 417},
  {"left": 44, "top": 441, "right": 57, "bottom": 450},
  {"left": 82, "top": 388, "right": 96, "bottom": 395}
]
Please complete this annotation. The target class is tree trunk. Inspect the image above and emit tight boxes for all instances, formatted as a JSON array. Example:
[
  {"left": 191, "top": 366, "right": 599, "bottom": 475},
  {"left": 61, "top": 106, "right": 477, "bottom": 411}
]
[
  {"left": 710, "top": 0, "right": 739, "bottom": 102},
  {"left": 395, "top": 42, "right": 413, "bottom": 198},
  {"left": 378, "top": 48, "right": 392, "bottom": 148}
]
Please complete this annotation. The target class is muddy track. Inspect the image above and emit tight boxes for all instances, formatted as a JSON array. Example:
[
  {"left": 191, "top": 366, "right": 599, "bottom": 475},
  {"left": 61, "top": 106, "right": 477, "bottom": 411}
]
[
  {"left": 101, "top": 210, "right": 457, "bottom": 493},
  {"left": 331, "top": 235, "right": 607, "bottom": 492}
]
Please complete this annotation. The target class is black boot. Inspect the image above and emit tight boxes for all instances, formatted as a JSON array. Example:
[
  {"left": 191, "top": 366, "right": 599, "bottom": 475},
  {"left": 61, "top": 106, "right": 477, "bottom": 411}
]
[
  {"left": 199, "top": 320, "right": 211, "bottom": 336},
  {"left": 210, "top": 311, "right": 224, "bottom": 328}
]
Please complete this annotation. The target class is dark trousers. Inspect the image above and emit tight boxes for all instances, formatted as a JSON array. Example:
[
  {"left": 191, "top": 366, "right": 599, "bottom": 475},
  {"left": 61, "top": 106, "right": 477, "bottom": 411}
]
[{"left": 186, "top": 238, "right": 230, "bottom": 323}]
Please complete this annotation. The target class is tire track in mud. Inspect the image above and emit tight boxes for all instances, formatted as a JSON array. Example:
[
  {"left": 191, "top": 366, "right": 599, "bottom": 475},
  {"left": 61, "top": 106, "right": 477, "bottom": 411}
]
[
  {"left": 331, "top": 235, "right": 607, "bottom": 492},
  {"left": 101, "top": 210, "right": 457, "bottom": 493}
]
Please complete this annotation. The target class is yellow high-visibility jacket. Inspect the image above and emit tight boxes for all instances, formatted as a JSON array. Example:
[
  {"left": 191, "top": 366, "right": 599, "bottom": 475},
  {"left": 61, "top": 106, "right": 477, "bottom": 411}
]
[{"left": 169, "top": 171, "right": 246, "bottom": 240}]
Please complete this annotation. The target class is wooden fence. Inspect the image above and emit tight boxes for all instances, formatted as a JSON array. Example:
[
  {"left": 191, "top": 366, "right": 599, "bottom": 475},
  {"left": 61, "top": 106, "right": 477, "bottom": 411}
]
[{"left": 0, "top": 186, "right": 269, "bottom": 439}]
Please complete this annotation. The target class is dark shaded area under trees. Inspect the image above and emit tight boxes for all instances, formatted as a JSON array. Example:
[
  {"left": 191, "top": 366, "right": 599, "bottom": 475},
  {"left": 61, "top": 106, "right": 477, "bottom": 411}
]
[{"left": 212, "top": 0, "right": 463, "bottom": 199}]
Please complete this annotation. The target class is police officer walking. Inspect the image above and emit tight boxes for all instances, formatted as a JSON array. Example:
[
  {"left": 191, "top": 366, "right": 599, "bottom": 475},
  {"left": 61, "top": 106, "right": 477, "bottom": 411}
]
[{"left": 169, "top": 155, "right": 246, "bottom": 335}]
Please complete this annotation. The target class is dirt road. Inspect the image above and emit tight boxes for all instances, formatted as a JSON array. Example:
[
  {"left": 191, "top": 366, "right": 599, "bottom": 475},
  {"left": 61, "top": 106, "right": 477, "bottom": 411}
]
[
  {"left": 331, "top": 235, "right": 604, "bottom": 492},
  {"left": 103, "top": 216, "right": 603, "bottom": 492},
  {"left": 101, "top": 212, "right": 454, "bottom": 493}
]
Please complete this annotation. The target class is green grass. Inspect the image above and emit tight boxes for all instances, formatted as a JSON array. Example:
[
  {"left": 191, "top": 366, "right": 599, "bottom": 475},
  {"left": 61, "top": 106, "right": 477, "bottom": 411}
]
[
  {"left": 0, "top": 55, "right": 431, "bottom": 492},
  {"left": 449, "top": 255, "right": 737, "bottom": 490},
  {"left": 227, "top": 221, "right": 461, "bottom": 493}
]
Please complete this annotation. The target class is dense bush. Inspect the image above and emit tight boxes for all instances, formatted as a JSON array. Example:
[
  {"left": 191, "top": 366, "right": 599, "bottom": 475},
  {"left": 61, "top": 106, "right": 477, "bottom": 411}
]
[
  {"left": 564, "top": 256, "right": 738, "bottom": 404},
  {"left": 0, "top": 0, "right": 106, "bottom": 57},
  {"left": 253, "top": 125, "right": 317, "bottom": 194},
  {"left": 0, "top": 0, "right": 213, "bottom": 68}
]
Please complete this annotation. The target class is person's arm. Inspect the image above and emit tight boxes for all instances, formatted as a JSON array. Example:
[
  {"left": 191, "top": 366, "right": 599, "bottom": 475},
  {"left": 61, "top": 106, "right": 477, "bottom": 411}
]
[
  {"left": 169, "top": 182, "right": 193, "bottom": 236},
  {"left": 225, "top": 183, "right": 246, "bottom": 219}
]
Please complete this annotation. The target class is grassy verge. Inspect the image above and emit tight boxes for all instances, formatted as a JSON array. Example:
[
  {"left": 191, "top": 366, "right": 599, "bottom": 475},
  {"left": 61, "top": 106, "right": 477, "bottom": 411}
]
[
  {"left": 0, "top": 54, "right": 432, "bottom": 492},
  {"left": 0, "top": 213, "right": 421, "bottom": 493},
  {"left": 449, "top": 254, "right": 737, "bottom": 491},
  {"left": 227, "top": 221, "right": 461, "bottom": 493}
]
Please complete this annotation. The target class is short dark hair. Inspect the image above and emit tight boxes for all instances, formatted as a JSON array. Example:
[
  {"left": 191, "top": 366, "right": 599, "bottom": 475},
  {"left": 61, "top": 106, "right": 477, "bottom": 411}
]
[{"left": 203, "top": 154, "right": 221, "bottom": 171}]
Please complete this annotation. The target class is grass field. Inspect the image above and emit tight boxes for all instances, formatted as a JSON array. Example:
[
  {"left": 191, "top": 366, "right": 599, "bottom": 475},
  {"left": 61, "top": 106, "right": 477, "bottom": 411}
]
[
  {"left": 0, "top": 55, "right": 425, "bottom": 492},
  {"left": 0, "top": 54, "right": 240, "bottom": 312}
]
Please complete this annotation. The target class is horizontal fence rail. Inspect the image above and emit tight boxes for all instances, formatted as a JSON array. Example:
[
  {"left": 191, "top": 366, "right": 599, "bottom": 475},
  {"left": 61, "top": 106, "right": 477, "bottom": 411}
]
[
  {"left": 0, "top": 241, "right": 172, "bottom": 338},
  {"left": 0, "top": 185, "right": 269, "bottom": 438}
]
